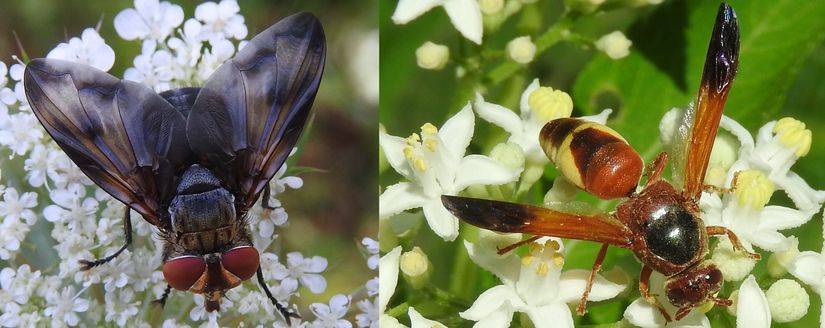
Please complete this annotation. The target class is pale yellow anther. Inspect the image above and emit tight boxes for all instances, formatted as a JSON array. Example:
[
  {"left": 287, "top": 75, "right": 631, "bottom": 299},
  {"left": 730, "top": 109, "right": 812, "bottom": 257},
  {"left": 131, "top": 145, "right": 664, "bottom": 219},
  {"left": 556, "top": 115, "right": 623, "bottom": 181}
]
[
  {"left": 414, "top": 158, "right": 428, "bottom": 172},
  {"left": 773, "top": 117, "right": 811, "bottom": 157},
  {"left": 403, "top": 146, "right": 414, "bottom": 160},
  {"left": 528, "top": 87, "right": 573, "bottom": 122},
  {"left": 527, "top": 243, "right": 543, "bottom": 254},
  {"left": 406, "top": 133, "right": 421, "bottom": 145},
  {"left": 421, "top": 123, "right": 438, "bottom": 135},
  {"left": 553, "top": 253, "right": 565, "bottom": 267},
  {"left": 424, "top": 139, "right": 438, "bottom": 152},
  {"left": 734, "top": 169, "right": 774, "bottom": 210},
  {"left": 536, "top": 262, "right": 549, "bottom": 276},
  {"left": 549, "top": 240, "right": 561, "bottom": 251},
  {"left": 521, "top": 254, "right": 534, "bottom": 266}
]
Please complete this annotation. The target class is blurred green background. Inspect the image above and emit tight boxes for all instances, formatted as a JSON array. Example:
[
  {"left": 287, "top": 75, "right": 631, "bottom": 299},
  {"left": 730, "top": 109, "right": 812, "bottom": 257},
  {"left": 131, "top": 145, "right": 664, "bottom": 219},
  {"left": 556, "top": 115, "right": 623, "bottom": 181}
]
[
  {"left": 380, "top": 0, "right": 825, "bottom": 326},
  {"left": 0, "top": 0, "right": 377, "bottom": 308}
]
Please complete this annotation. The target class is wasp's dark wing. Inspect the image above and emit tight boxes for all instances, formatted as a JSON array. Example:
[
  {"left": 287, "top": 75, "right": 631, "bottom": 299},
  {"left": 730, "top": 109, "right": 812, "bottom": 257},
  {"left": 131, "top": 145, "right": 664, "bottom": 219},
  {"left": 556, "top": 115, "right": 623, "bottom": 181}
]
[
  {"left": 187, "top": 12, "right": 325, "bottom": 209},
  {"left": 670, "top": 3, "right": 739, "bottom": 200},
  {"left": 442, "top": 196, "right": 633, "bottom": 247},
  {"left": 24, "top": 59, "right": 190, "bottom": 227}
]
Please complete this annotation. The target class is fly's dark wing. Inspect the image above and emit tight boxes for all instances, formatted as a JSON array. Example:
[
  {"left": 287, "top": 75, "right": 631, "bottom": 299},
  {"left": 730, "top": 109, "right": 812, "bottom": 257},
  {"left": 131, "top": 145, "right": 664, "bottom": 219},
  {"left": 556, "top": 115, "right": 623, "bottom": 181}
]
[
  {"left": 24, "top": 59, "right": 190, "bottom": 227},
  {"left": 187, "top": 12, "right": 325, "bottom": 210}
]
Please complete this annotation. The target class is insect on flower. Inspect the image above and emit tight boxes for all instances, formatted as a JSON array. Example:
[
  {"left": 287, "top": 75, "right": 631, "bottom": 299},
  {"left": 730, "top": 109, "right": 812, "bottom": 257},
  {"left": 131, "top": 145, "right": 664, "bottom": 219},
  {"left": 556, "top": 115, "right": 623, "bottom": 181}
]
[
  {"left": 442, "top": 3, "right": 760, "bottom": 322},
  {"left": 23, "top": 12, "right": 325, "bottom": 322}
]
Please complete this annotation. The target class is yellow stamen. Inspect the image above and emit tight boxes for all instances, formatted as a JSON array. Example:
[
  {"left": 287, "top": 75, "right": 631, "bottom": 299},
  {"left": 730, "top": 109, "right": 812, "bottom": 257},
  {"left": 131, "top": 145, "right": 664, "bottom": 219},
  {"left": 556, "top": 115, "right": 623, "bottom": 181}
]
[
  {"left": 406, "top": 133, "right": 421, "bottom": 145},
  {"left": 734, "top": 169, "right": 774, "bottom": 210},
  {"left": 424, "top": 139, "right": 438, "bottom": 152},
  {"left": 536, "top": 262, "right": 549, "bottom": 276},
  {"left": 553, "top": 253, "right": 565, "bottom": 267},
  {"left": 403, "top": 146, "right": 414, "bottom": 160},
  {"left": 421, "top": 123, "right": 438, "bottom": 135},
  {"left": 521, "top": 255, "right": 534, "bottom": 266},
  {"left": 528, "top": 86, "right": 573, "bottom": 122},
  {"left": 773, "top": 117, "right": 811, "bottom": 157},
  {"left": 414, "top": 158, "right": 428, "bottom": 172},
  {"left": 549, "top": 240, "right": 561, "bottom": 251}
]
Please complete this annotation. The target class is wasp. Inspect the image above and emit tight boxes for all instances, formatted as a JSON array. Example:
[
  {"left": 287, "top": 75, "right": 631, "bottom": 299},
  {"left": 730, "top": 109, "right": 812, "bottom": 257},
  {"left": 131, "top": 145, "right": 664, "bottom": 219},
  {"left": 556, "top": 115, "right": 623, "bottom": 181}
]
[
  {"left": 442, "top": 3, "right": 760, "bottom": 321},
  {"left": 23, "top": 12, "right": 325, "bottom": 322}
]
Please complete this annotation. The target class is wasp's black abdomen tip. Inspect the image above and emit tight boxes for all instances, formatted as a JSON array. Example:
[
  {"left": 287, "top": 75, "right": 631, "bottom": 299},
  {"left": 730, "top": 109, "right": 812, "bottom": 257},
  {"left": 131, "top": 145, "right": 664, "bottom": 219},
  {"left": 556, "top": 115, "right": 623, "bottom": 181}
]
[{"left": 703, "top": 3, "right": 739, "bottom": 93}]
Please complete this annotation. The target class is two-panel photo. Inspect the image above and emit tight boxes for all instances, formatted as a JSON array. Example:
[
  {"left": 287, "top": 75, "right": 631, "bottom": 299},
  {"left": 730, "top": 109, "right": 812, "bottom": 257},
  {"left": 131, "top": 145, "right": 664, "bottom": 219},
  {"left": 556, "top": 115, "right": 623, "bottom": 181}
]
[{"left": 0, "top": 0, "right": 823, "bottom": 327}]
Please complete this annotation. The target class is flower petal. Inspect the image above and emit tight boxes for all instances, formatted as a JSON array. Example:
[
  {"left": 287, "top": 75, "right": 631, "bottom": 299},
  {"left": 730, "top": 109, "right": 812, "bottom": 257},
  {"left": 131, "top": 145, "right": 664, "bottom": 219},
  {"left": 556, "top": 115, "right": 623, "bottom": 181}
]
[
  {"left": 525, "top": 305, "right": 573, "bottom": 328},
  {"left": 788, "top": 251, "right": 824, "bottom": 289},
  {"left": 438, "top": 103, "right": 474, "bottom": 160},
  {"left": 391, "top": 0, "right": 441, "bottom": 24},
  {"left": 408, "top": 307, "right": 446, "bottom": 328},
  {"left": 464, "top": 239, "right": 520, "bottom": 284},
  {"left": 422, "top": 200, "right": 459, "bottom": 241},
  {"left": 475, "top": 93, "right": 523, "bottom": 136},
  {"left": 624, "top": 299, "right": 668, "bottom": 328},
  {"left": 749, "top": 229, "right": 793, "bottom": 252},
  {"left": 443, "top": 0, "right": 483, "bottom": 44},
  {"left": 453, "top": 155, "right": 520, "bottom": 191},
  {"left": 518, "top": 79, "right": 540, "bottom": 114},
  {"left": 558, "top": 269, "right": 625, "bottom": 303},
  {"left": 774, "top": 172, "right": 825, "bottom": 212},
  {"left": 379, "top": 247, "right": 402, "bottom": 313},
  {"left": 380, "top": 132, "right": 413, "bottom": 179},
  {"left": 759, "top": 205, "right": 813, "bottom": 231},
  {"left": 460, "top": 285, "right": 521, "bottom": 320},
  {"left": 379, "top": 182, "right": 430, "bottom": 218},
  {"left": 736, "top": 275, "right": 770, "bottom": 328}
]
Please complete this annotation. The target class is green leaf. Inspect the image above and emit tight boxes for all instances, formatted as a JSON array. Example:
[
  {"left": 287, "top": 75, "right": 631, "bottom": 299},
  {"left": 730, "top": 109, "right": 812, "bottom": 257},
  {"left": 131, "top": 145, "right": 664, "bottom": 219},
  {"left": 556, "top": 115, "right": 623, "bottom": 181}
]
[{"left": 573, "top": 0, "right": 825, "bottom": 159}]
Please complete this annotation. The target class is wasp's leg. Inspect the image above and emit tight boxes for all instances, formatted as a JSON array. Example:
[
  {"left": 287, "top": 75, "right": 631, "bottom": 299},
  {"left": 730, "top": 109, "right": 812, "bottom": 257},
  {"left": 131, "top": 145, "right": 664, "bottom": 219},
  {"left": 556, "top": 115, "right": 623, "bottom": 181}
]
[
  {"left": 257, "top": 267, "right": 300, "bottom": 324},
  {"left": 496, "top": 235, "right": 541, "bottom": 255},
  {"left": 643, "top": 152, "right": 669, "bottom": 187},
  {"left": 79, "top": 207, "right": 133, "bottom": 270},
  {"left": 577, "top": 243, "right": 610, "bottom": 315},
  {"left": 706, "top": 226, "right": 761, "bottom": 260},
  {"left": 640, "top": 265, "right": 672, "bottom": 322}
]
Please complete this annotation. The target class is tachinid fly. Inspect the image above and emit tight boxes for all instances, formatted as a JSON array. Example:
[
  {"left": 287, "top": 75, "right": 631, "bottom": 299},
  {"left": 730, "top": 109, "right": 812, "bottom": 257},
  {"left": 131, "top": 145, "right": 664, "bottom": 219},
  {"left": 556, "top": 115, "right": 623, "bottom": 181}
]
[{"left": 23, "top": 12, "right": 325, "bottom": 322}]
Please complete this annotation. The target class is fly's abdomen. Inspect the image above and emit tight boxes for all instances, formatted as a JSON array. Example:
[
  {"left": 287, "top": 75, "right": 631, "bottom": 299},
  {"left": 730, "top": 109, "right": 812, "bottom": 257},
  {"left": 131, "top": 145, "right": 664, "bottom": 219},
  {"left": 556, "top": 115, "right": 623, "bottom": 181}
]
[{"left": 540, "top": 118, "right": 643, "bottom": 199}]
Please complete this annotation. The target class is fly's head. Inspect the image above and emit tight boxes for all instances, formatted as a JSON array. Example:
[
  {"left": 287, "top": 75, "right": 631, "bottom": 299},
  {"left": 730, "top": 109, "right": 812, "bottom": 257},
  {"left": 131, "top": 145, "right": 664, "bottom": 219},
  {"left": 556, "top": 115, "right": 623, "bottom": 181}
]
[{"left": 161, "top": 165, "right": 260, "bottom": 311}]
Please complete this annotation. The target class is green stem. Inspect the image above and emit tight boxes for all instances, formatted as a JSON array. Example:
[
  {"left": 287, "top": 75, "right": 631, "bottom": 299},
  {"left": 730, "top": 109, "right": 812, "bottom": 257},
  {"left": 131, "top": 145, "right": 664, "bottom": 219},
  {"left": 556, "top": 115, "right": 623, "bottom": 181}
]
[
  {"left": 386, "top": 302, "right": 410, "bottom": 318},
  {"left": 448, "top": 223, "right": 477, "bottom": 299},
  {"left": 485, "top": 12, "right": 579, "bottom": 86},
  {"left": 424, "top": 284, "right": 470, "bottom": 309}
]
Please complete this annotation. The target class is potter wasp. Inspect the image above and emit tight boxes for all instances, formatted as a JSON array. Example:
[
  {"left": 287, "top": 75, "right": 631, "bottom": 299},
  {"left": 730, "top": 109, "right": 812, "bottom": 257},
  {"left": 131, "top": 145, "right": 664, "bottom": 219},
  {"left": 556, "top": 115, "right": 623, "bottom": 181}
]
[{"left": 442, "top": 3, "right": 760, "bottom": 321}]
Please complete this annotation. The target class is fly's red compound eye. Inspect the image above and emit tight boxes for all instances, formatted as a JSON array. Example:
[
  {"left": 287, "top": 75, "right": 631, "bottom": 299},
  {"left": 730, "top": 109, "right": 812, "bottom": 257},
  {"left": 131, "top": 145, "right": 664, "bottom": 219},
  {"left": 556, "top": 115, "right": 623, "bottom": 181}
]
[
  {"left": 222, "top": 246, "right": 260, "bottom": 280},
  {"left": 163, "top": 256, "right": 206, "bottom": 291}
]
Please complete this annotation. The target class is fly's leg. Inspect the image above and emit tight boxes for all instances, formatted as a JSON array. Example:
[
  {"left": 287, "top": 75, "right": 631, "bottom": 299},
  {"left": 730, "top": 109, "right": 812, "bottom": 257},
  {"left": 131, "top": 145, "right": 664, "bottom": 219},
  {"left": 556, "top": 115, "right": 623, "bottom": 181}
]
[
  {"left": 640, "top": 265, "right": 672, "bottom": 322},
  {"left": 577, "top": 243, "right": 610, "bottom": 315},
  {"left": 79, "top": 207, "right": 132, "bottom": 270},
  {"left": 257, "top": 267, "right": 300, "bottom": 324},
  {"left": 152, "top": 285, "right": 172, "bottom": 308}
]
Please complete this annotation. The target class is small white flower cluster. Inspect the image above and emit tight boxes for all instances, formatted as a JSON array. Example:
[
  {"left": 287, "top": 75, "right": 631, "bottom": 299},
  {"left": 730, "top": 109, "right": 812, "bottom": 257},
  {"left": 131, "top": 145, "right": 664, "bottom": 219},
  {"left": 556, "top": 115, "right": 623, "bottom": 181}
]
[{"left": 0, "top": 1, "right": 366, "bottom": 326}]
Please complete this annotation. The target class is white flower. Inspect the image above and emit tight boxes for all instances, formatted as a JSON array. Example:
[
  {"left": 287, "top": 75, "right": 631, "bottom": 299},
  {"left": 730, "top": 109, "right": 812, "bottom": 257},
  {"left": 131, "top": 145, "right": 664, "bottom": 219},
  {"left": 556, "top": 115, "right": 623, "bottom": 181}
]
[
  {"left": 392, "top": 0, "right": 483, "bottom": 44},
  {"left": 415, "top": 41, "right": 449, "bottom": 70},
  {"left": 735, "top": 275, "right": 771, "bottom": 328},
  {"left": 0, "top": 264, "right": 41, "bottom": 305},
  {"left": 408, "top": 307, "right": 446, "bottom": 328},
  {"left": 595, "top": 31, "right": 632, "bottom": 60},
  {"left": 46, "top": 28, "right": 116, "bottom": 71},
  {"left": 462, "top": 233, "right": 625, "bottom": 327},
  {"left": 43, "top": 286, "right": 90, "bottom": 327},
  {"left": 506, "top": 36, "right": 537, "bottom": 64},
  {"left": 309, "top": 294, "right": 352, "bottom": 328},
  {"left": 114, "top": 0, "right": 184, "bottom": 42},
  {"left": 167, "top": 19, "right": 205, "bottom": 76},
  {"left": 379, "top": 104, "right": 521, "bottom": 241},
  {"left": 355, "top": 298, "right": 378, "bottom": 328},
  {"left": 0, "top": 113, "right": 44, "bottom": 156},
  {"left": 379, "top": 247, "right": 402, "bottom": 315},
  {"left": 194, "top": 0, "right": 248, "bottom": 41},
  {"left": 196, "top": 38, "right": 235, "bottom": 82},
  {"left": 0, "top": 187, "right": 38, "bottom": 225},
  {"left": 124, "top": 40, "right": 176, "bottom": 91},
  {"left": 346, "top": 30, "right": 379, "bottom": 105},
  {"left": 723, "top": 117, "right": 825, "bottom": 212},
  {"left": 362, "top": 237, "right": 379, "bottom": 270},
  {"left": 272, "top": 252, "right": 328, "bottom": 294}
]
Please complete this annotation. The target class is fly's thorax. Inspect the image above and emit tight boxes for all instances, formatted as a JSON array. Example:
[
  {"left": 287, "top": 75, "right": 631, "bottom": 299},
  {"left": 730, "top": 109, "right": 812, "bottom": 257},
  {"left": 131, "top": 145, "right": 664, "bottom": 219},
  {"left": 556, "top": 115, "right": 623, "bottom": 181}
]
[{"left": 169, "top": 165, "right": 238, "bottom": 253}]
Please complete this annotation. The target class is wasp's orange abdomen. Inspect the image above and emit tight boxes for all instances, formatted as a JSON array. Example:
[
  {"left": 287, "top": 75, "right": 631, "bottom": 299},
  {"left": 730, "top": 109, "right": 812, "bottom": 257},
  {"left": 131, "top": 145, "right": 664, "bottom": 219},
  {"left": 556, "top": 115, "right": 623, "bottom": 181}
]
[{"left": 540, "top": 118, "right": 643, "bottom": 199}]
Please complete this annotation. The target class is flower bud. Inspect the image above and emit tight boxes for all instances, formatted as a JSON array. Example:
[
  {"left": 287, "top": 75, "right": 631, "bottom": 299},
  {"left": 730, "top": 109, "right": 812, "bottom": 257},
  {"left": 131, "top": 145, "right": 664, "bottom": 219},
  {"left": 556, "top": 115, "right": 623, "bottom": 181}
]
[
  {"left": 506, "top": 36, "right": 537, "bottom": 64},
  {"left": 710, "top": 237, "right": 756, "bottom": 282},
  {"left": 767, "top": 238, "right": 799, "bottom": 278},
  {"left": 595, "top": 31, "right": 632, "bottom": 60},
  {"left": 766, "top": 279, "right": 809, "bottom": 323},
  {"left": 416, "top": 42, "right": 449, "bottom": 70},
  {"left": 528, "top": 86, "right": 573, "bottom": 121},
  {"left": 400, "top": 247, "right": 432, "bottom": 289},
  {"left": 479, "top": 0, "right": 505, "bottom": 14}
]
